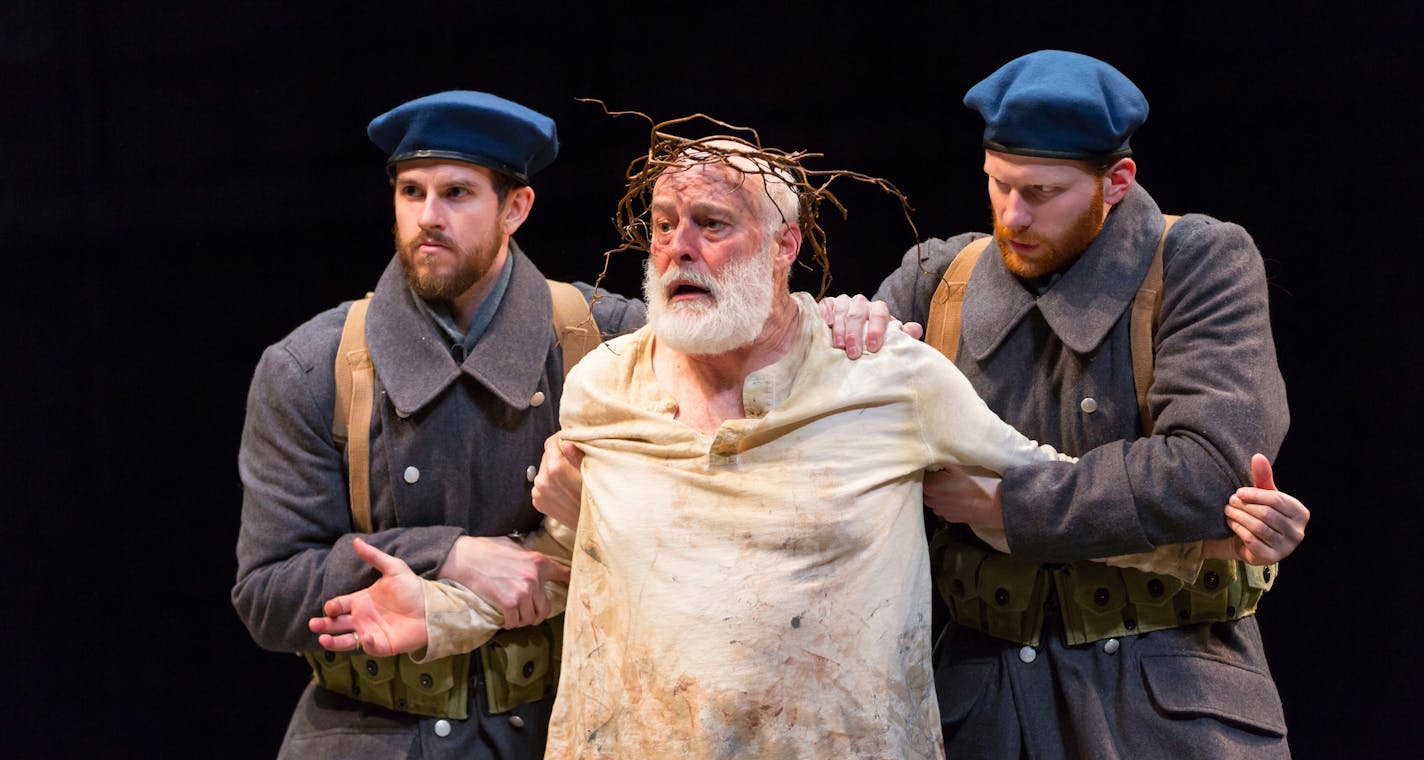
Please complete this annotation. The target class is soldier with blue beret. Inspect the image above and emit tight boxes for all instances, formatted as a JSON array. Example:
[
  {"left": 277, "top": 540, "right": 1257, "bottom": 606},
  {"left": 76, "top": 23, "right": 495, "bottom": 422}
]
[
  {"left": 232, "top": 90, "right": 645, "bottom": 759},
  {"left": 873, "top": 50, "right": 1304, "bottom": 758}
]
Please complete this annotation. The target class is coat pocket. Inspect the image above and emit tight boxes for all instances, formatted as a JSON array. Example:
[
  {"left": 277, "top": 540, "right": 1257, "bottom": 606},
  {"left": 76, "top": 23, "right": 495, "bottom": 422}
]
[{"left": 1140, "top": 652, "right": 1286, "bottom": 737}]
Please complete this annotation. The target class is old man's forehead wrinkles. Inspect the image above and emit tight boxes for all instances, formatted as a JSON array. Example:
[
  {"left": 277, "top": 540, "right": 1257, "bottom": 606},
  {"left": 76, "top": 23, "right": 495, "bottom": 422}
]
[
  {"left": 657, "top": 161, "right": 753, "bottom": 191},
  {"left": 653, "top": 194, "right": 752, "bottom": 217},
  {"left": 654, "top": 170, "right": 758, "bottom": 207}
]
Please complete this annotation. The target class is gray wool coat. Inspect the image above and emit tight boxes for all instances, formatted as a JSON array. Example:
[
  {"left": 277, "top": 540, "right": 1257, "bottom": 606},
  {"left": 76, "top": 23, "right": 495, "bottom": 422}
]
[
  {"left": 875, "top": 183, "right": 1292, "bottom": 759},
  {"left": 232, "top": 243, "right": 644, "bottom": 759}
]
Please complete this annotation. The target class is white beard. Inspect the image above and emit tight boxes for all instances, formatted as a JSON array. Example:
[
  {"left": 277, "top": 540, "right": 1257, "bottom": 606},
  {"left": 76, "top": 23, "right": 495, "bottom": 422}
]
[{"left": 643, "top": 247, "right": 775, "bottom": 355}]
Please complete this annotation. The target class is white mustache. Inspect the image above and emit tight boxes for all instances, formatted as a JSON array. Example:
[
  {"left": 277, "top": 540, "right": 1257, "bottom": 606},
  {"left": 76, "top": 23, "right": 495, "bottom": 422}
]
[{"left": 658, "top": 264, "right": 718, "bottom": 298}]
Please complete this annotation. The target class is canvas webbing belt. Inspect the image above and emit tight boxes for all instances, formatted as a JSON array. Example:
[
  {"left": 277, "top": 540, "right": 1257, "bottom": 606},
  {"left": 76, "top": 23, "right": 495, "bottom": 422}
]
[{"left": 930, "top": 529, "right": 1276, "bottom": 647}]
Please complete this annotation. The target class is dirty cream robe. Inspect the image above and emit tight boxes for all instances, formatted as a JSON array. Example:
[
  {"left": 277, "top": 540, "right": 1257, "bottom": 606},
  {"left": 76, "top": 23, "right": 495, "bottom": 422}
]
[{"left": 543, "top": 293, "right": 1068, "bottom": 759}]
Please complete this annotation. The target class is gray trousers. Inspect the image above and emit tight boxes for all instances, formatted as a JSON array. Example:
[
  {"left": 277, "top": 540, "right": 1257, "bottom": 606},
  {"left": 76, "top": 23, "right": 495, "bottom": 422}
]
[{"left": 936, "top": 613, "right": 1290, "bottom": 759}]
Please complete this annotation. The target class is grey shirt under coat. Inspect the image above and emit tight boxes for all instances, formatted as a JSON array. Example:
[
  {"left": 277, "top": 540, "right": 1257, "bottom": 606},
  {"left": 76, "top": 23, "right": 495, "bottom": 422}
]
[
  {"left": 232, "top": 242, "right": 644, "bottom": 758},
  {"left": 875, "top": 182, "right": 1289, "bottom": 559}
]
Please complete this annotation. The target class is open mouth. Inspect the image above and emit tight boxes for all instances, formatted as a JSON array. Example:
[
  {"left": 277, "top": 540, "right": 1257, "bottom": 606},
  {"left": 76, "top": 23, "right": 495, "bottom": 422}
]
[{"left": 669, "top": 281, "right": 712, "bottom": 301}]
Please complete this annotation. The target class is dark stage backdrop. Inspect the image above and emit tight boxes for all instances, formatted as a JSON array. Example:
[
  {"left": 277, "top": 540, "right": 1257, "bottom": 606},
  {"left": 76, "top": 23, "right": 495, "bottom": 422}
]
[{"left": 5, "top": 2, "right": 1420, "bottom": 757}]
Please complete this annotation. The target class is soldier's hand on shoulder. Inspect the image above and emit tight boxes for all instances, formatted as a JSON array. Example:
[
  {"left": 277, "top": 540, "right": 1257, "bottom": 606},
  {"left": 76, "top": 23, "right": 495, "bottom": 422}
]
[{"left": 818, "top": 293, "right": 922, "bottom": 358}]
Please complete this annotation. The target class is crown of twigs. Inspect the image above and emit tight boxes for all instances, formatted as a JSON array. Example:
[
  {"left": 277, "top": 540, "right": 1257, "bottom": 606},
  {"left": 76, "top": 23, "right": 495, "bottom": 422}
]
[{"left": 581, "top": 99, "right": 918, "bottom": 297}]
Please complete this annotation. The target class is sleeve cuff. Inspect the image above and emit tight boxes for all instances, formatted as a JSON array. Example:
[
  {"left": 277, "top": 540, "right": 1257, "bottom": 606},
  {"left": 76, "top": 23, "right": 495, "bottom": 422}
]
[
  {"left": 413, "top": 579, "right": 502, "bottom": 663},
  {"left": 1098, "top": 542, "right": 1205, "bottom": 584}
]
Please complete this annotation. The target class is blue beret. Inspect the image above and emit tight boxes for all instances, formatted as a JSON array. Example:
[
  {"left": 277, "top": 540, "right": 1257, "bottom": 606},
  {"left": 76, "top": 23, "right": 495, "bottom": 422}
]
[
  {"left": 964, "top": 50, "right": 1148, "bottom": 161},
  {"left": 367, "top": 91, "right": 558, "bottom": 183}
]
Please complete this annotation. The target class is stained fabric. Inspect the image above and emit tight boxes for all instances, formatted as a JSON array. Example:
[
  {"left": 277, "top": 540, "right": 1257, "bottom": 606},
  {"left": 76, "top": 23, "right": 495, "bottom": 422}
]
[{"left": 545, "top": 293, "right": 1068, "bottom": 759}]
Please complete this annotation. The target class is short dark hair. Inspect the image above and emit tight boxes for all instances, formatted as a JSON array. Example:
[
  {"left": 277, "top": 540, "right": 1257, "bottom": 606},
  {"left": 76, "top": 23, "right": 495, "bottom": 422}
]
[{"left": 488, "top": 170, "right": 522, "bottom": 206}]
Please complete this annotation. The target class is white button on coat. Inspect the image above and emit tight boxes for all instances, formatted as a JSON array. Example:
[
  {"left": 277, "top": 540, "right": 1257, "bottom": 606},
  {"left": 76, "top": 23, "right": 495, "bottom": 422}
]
[
  {"left": 509, "top": 714, "right": 526, "bottom": 728},
  {"left": 1080, "top": 397, "right": 1098, "bottom": 413},
  {"left": 1103, "top": 638, "right": 1121, "bottom": 655},
  {"left": 433, "top": 719, "right": 452, "bottom": 737},
  {"left": 526, "top": 465, "right": 537, "bottom": 483},
  {"left": 403, "top": 466, "right": 420, "bottom": 484},
  {"left": 1018, "top": 645, "right": 1037, "bottom": 664},
  {"left": 530, "top": 391, "right": 546, "bottom": 407}
]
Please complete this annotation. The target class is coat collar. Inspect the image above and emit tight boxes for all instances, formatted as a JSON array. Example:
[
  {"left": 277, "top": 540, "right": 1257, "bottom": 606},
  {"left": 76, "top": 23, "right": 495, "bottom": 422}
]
[
  {"left": 367, "top": 240, "right": 555, "bottom": 416},
  {"left": 962, "top": 183, "right": 1165, "bottom": 360}
]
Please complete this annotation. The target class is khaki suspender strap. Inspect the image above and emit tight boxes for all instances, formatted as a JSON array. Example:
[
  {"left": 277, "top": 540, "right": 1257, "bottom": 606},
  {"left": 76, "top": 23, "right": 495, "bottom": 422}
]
[
  {"left": 1129, "top": 215, "right": 1180, "bottom": 436},
  {"left": 546, "top": 279, "right": 602, "bottom": 377},
  {"left": 317, "top": 282, "right": 600, "bottom": 719},
  {"left": 332, "top": 282, "right": 601, "bottom": 534},
  {"left": 923, "top": 218, "right": 1179, "bottom": 436},
  {"left": 925, "top": 236, "right": 993, "bottom": 364},
  {"left": 334, "top": 294, "right": 376, "bottom": 533}
]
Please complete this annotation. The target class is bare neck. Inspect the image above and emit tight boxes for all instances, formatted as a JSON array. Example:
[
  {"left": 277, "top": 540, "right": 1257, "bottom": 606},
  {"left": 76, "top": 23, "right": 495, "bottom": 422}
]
[{"left": 652, "top": 291, "right": 801, "bottom": 436}]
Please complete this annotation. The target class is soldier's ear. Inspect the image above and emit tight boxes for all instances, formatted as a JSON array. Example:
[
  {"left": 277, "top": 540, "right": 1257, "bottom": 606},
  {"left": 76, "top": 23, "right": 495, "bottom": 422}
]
[
  {"left": 501, "top": 186, "right": 536, "bottom": 234},
  {"left": 1102, "top": 158, "right": 1136, "bottom": 206}
]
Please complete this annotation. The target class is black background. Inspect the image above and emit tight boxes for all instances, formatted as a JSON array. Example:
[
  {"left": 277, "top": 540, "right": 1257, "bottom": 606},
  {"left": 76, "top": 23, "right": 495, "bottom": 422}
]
[{"left": 6, "top": 2, "right": 1421, "bottom": 757}]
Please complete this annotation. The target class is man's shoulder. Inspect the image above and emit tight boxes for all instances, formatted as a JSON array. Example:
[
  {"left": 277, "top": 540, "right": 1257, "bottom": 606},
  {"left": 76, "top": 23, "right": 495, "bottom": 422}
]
[
  {"left": 874, "top": 232, "right": 991, "bottom": 316},
  {"left": 1166, "top": 212, "right": 1255, "bottom": 245},
  {"left": 866, "top": 325, "right": 950, "bottom": 374},
  {"left": 898, "top": 232, "right": 991, "bottom": 275},
  {"left": 566, "top": 328, "right": 648, "bottom": 388},
  {"left": 560, "top": 328, "right": 650, "bottom": 429},
  {"left": 808, "top": 312, "right": 949, "bottom": 390},
  {"left": 937, "top": 231, "right": 994, "bottom": 256},
  {"left": 1159, "top": 212, "right": 1263, "bottom": 276},
  {"left": 245, "top": 301, "right": 363, "bottom": 413},
  {"left": 571, "top": 282, "right": 648, "bottom": 336},
  {"left": 259, "top": 302, "right": 355, "bottom": 376}
]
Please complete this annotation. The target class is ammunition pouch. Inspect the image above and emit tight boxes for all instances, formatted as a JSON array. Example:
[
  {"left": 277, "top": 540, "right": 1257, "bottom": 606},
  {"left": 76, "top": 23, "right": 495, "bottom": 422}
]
[
  {"left": 932, "top": 530, "right": 1277, "bottom": 647},
  {"left": 930, "top": 529, "right": 1050, "bottom": 645},
  {"left": 304, "top": 614, "right": 563, "bottom": 719},
  {"left": 480, "top": 616, "right": 564, "bottom": 715}
]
